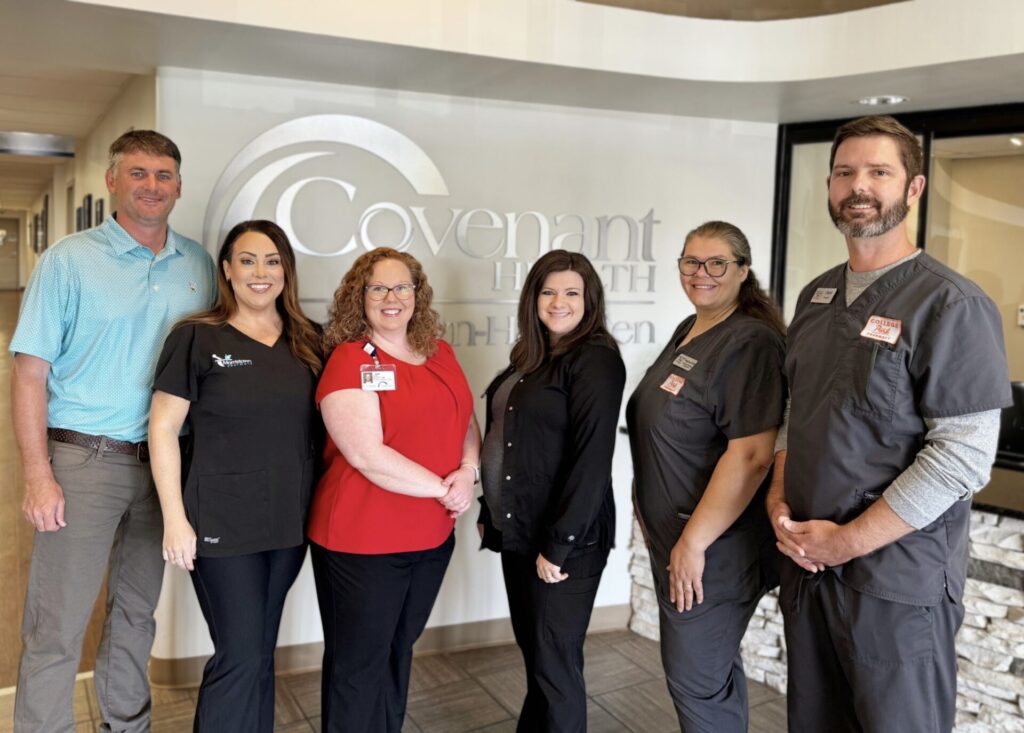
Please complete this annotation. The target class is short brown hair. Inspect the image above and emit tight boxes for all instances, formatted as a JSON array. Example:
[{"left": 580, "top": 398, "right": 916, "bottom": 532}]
[
  {"left": 322, "top": 248, "right": 444, "bottom": 357},
  {"left": 829, "top": 115, "right": 922, "bottom": 180},
  {"left": 108, "top": 130, "right": 182, "bottom": 175}
]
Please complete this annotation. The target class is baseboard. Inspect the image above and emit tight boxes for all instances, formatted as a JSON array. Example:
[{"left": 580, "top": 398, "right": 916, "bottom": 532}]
[{"left": 150, "top": 603, "right": 631, "bottom": 688}]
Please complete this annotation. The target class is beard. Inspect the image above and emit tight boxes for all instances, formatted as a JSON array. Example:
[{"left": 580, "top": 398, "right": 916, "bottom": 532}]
[{"left": 828, "top": 193, "right": 909, "bottom": 238}]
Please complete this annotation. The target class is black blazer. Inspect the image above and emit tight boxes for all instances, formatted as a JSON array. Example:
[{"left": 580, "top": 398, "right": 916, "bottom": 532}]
[{"left": 478, "top": 339, "right": 626, "bottom": 566}]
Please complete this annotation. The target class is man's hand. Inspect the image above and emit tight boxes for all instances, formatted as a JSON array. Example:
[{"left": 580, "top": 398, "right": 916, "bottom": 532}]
[
  {"left": 768, "top": 497, "right": 824, "bottom": 573},
  {"left": 667, "top": 536, "right": 705, "bottom": 612},
  {"left": 23, "top": 474, "right": 66, "bottom": 532},
  {"left": 777, "top": 517, "right": 855, "bottom": 568},
  {"left": 438, "top": 466, "right": 475, "bottom": 518}
]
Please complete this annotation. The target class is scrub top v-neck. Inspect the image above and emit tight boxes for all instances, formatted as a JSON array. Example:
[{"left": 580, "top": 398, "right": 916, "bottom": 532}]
[
  {"left": 627, "top": 311, "right": 785, "bottom": 600},
  {"left": 154, "top": 322, "right": 319, "bottom": 557}
]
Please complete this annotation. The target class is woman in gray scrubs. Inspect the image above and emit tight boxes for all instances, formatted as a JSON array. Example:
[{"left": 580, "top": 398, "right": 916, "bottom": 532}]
[{"left": 626, "top": 221, "right": 785, "bottom": 733}]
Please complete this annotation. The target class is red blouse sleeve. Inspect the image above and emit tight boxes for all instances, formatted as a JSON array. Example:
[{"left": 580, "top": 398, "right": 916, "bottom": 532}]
[{"left": 316, "top": 342, "right": 372, "bottom": 405}]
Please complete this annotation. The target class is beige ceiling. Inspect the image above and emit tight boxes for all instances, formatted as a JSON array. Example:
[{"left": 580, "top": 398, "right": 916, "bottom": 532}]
[
  {"left": 578, "top": 0, "right": 905, "bottom": 21},
  {"left": 0, "top": 61, "right": 132, "bottom": 210}
]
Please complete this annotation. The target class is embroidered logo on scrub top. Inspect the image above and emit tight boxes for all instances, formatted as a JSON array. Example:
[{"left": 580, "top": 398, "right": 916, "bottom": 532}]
[
  {"left": 810, "top": 287, "right": 837, "bottom": 304},
  {"left": 860, "top": 316, "right": 902, "bottom": 346},
  {"left": 672, "top": 353, "right": 698, "bottom": 371},
  {"left": 660, "top": 374, "right": 685, "bottom": 395},
  {"left": 212, "top": 354, "right": 254, "bottom": 368}
]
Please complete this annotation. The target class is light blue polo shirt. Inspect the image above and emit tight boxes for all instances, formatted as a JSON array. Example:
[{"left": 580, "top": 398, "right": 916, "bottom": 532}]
[{"left": 11, "top": 216, "right": 216, "bottom": 442}]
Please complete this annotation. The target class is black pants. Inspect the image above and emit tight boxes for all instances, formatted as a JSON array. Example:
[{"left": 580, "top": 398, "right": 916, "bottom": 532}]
[
  {"left": 311, "top": 533, "right": 455, "bottom": 733},
  {"left": 501, "top": 547, "right": 609, "bottom": 733},
  {"left": 780, "top": 566, "right": 963, "bottom": 733},
  {"left": 189, "top": 544, "right": 307, "bottom": 733}
]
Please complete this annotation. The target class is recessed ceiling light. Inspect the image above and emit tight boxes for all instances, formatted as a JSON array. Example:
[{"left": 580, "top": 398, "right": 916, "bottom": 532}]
[
  {"left": 1010, "top": 137, "right": 1023, "bottom": 147},
  {"left": 857, "top": 95, "right": 909, "bottom": 106}
]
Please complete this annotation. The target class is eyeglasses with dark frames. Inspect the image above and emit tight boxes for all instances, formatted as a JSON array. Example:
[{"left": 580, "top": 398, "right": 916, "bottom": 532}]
[
  {"left": 364, "top": 283, "right": 417, "bottom": 301},
  {"left": 677, "top": 256, "right": 743, "bottom": 278}
]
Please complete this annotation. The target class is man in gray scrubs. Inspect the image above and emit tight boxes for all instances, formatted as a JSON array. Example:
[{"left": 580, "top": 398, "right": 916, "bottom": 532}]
[{"left": 767, "top": 115, "right": 1011, "bottom": 732}]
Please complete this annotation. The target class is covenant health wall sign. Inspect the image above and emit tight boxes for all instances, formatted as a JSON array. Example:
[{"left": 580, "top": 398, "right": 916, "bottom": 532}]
[{"left": 202, "top": 114, "right": 659, "bottom": 346}]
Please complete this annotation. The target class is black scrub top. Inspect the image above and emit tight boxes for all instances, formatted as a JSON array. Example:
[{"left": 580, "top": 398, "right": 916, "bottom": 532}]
[
  {"left": 626, "top": 312, "right": 785, "bottom": 602},
  {"left": 154, "top": 323, "right": 319, "bottom": 557}
]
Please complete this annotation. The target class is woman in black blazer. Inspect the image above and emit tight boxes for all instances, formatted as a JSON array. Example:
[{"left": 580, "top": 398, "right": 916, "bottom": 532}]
[{"left": 478, "top": 249, "right": 626, "bottom": 733}]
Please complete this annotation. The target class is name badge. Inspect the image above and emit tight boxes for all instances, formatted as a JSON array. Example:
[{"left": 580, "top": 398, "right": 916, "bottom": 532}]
[
  {"left": 360, "top": 363, "right": 397, "bottom": 391},
  {"left": 660, "top": 374, "right": 685, "bottom": 396},
  {"left": 860, "top": 315, "right": 902, "bottom": 345},
  {"left": 673, "top": 353, "right": 698, "bottom": 371},
  {"left": 810, "top": 287, "right": 837, "bottom": 304}
]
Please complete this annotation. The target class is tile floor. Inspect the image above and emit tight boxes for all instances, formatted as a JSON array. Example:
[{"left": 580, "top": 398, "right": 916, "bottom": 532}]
[{"left": 0, "top": 629, "right": 787, "bottom": 732}]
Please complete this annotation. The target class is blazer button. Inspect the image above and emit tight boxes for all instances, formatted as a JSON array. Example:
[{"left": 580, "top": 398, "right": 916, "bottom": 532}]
[
  {"left": 568, "top": 535, "right": 575, "bottom": 541},
  {"left": 505, "top": 475, "right": 511, "bottom": 480},
  {"left": 508, "top": 406, "right": 514, "bottom": 411},
  {"left": 506, "top": 442, "right": 512, "bottom": 447},
  {"left": 506, "top": 513, "right": 512, "bottom": 519}
]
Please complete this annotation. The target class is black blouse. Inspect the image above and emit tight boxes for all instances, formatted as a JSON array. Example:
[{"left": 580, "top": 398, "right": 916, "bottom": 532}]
[
  {"left": 153, "top": 323, "right": 319, "bottom": 557},
  {"left": 478, "top": 339, "right": 626, "bottom": 566}
]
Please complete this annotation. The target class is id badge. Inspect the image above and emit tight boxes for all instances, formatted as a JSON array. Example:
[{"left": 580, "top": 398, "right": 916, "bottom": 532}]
[{"left": 360, "top": 363, "right": 397, "bottom": 391}]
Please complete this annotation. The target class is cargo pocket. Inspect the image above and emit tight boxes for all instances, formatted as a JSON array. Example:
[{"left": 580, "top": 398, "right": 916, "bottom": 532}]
[{"left": 196, "top": 469, "right": 270, "bottom": 548}]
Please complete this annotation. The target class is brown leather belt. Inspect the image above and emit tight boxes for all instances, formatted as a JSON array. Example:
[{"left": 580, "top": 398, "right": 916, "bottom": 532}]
[{"left": 47, "top": 428, "right": 150, "bottom": 462}]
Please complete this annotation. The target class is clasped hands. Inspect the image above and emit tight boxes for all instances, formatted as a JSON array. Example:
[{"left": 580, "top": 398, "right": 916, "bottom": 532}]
[
  {"left": 769, "top": 500, "right": 857, "bottom": 572},
  {"left": 438, "top": 465, "right": 475, "bottom": 518}
]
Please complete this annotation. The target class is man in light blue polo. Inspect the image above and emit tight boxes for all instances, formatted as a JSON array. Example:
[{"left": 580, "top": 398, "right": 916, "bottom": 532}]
[{"left": 11, "top": 130, "right": 214, "bottom": 732}]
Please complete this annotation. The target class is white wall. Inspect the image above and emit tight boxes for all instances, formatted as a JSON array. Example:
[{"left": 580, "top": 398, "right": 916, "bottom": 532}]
[
  {"left": 152, "top": 66, "right": 777, "bottom": 659},
  {"left": 73, "top": 74, "right": 156, "bottom": 229}
]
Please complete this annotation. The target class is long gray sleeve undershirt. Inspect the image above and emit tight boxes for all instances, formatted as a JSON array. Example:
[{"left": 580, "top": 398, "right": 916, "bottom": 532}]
[{"left": 775, "top": 250, "right": 1002, "bottom": 530}]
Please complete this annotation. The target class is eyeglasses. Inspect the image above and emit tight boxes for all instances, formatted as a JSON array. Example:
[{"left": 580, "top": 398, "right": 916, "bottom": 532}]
[
  {"left": 677, "top": 256, "right": 743, "bottom": 278},
  {"left": 364, "top": 283, "right": 417, "bottom": 301}
]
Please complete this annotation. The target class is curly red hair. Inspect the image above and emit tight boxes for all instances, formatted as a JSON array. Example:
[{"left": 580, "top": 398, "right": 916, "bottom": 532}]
[{"left": 322, "top": 248, "right": 444, "bottom": 357}]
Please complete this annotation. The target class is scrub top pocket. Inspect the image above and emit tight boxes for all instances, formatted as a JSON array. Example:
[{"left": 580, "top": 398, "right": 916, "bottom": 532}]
[
  {"left": 835, "top": 340, "right": 901, "bottom": 422},
  {"left": 196, "top": 469, "right": 271, "bottom": 549}
]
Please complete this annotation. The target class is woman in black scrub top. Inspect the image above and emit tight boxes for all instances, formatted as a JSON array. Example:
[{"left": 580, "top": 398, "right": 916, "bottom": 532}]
[
  {"left": 626, "top": 221, "right": 785, "bottom": 733},
  {"left": 149, "top": 220, "right": 322, "bottom": 733}
]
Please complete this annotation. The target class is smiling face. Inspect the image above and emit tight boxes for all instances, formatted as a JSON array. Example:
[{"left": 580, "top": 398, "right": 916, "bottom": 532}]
[
  {"left": 222, "top": 231, "right": 285, "bottom": 315},
  {"left": 827, "top": 135, "right": 924, "bottom": 239},
  {"left": 537, "top": 269, "right": 585, "bottom": 344},
  {"left": 104, "top": 151, "right": 181, "bottom": 229},
  {"left": 679, "top": 234, "right": 748, "bottom": 314},
  {"left": 363, "top": 258, "right": 416, "bottom": 338}
]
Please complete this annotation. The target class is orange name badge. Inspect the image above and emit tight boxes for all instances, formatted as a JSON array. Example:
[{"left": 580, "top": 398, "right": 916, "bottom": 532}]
[
  {"left": 860, "top": 315, "right": 902, "bottom": 345},
  {"left": 659, "top": 374, "right": 685, "bottom": 396}
]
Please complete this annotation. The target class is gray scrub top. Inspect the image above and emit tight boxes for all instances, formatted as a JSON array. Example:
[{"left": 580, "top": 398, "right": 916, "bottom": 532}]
[
  {"left": 627, "top": 312, "right": 786, "bottom": 602},
  {"left": 785, "top": 252, "right": 1011, "bottom": 605}
]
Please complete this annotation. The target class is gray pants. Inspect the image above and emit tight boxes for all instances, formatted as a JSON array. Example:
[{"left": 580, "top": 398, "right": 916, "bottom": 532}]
[
  {"left": 657, "top": 592, "right": 761, "bottom": 733},
  {"left": 780, "top": 566, "right": 963, "bottom": 733},
  {"left": 15, "top": 440, "right": 165, "bottom": 733}
]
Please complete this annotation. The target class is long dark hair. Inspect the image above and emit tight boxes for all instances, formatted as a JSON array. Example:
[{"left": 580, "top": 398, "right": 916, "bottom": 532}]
[
  {"left": 683, "top": 221, "right": 786, "bottom": 338},
  {"left": 179, "top": 220, "right": 322, "bottom": 374},
  {"left": 510, "top": 249, "right": 618, "bottom": 374}
]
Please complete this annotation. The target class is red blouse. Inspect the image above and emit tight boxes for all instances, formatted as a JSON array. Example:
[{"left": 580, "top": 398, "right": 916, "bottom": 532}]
[{"left": 308, "top": 339, "right": 474, "bottom": 554}]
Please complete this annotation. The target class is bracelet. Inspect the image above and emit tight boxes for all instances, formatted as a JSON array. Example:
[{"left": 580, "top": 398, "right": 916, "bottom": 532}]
[{"left": 460, "top": 462, "right": 481, "bottom": 484}]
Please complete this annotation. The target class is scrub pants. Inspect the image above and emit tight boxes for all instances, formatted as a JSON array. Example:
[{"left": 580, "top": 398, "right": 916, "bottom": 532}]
[
  {"left": 189, "top": 544, "right": 308, "bottom": 733},
  {"left": 780, "top": 567, "right": 963, "bottom": 733},
  {"left": 657, "top": 591, "right": 761, "bottom": 733},
  {"left": 16, "top": 441, "right": 165, "bottom": 733},
  {"left": 311, "top": 532, "right": 455, "bottom": 733},
  {"left": 501, "top": 546, "right": 609, "bottom": 733}
]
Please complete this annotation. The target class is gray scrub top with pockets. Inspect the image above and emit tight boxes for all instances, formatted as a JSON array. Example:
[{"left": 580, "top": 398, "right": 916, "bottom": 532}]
[
  {"left": 785, "top": 252, "right": 1011, "bottom": 605},
  {"left": 627, "top": 312, "right": 786, "bottom": 603}
]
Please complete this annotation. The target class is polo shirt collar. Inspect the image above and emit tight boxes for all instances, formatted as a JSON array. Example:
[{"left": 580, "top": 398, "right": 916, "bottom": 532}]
[{"left": 103, "top": 215, "right": 182, "bottom": 258}]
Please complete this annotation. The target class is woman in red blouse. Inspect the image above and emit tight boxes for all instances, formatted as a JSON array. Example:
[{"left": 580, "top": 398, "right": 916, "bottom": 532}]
[{"left": 309, "top": 247, "right": 479, "bottom": 733}]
